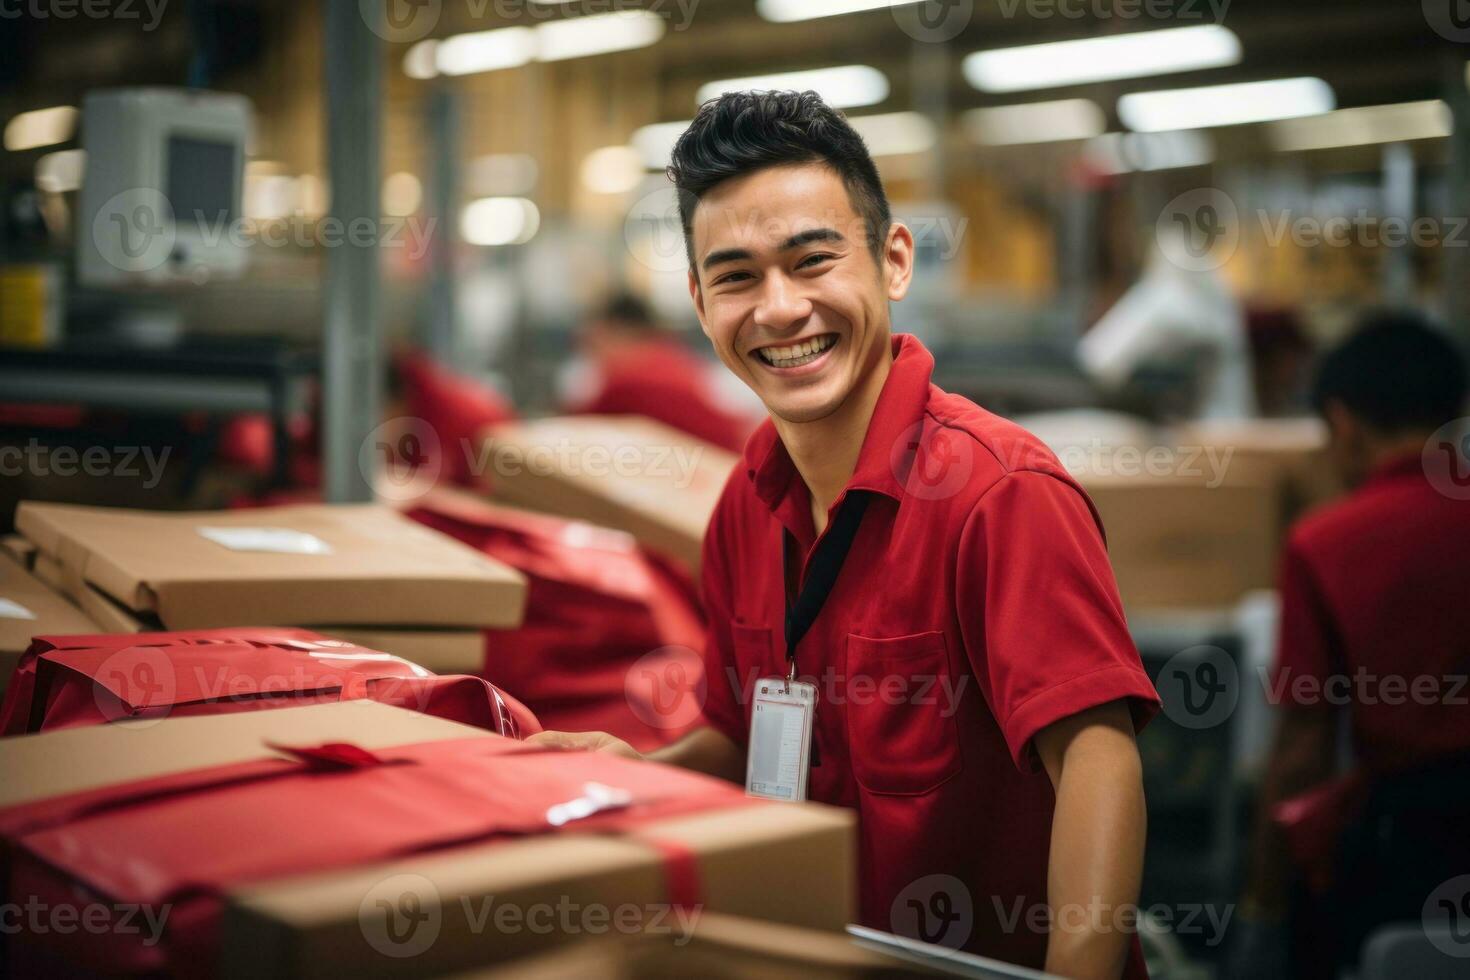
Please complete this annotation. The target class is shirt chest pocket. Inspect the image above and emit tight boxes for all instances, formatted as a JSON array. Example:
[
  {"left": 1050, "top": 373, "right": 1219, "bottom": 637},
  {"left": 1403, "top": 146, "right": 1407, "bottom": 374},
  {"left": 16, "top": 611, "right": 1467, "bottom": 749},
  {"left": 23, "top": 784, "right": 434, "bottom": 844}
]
[{"left": 844, "top": 630, "right": 963, "bottom": 796}]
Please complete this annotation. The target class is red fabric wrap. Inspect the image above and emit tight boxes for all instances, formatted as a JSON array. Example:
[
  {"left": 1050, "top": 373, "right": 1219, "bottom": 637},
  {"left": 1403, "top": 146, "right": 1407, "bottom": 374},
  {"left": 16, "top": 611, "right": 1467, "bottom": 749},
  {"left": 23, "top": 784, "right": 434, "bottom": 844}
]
[
  {"left": 0, "top": 628, "right": 541, "bottom": 739},
  {"left": 404, "top": 491, "right": 707, "bottom": 749},
  {"left": 0, "top": 738, "right": 754, "bottom": 978}
]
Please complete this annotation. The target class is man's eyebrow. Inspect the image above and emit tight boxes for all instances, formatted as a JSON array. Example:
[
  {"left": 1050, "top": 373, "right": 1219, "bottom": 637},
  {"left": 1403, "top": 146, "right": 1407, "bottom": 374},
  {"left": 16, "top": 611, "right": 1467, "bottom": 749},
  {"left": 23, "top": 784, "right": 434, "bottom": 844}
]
[{"left": 701, "top": 228, "right": 847, "bottom": 270}]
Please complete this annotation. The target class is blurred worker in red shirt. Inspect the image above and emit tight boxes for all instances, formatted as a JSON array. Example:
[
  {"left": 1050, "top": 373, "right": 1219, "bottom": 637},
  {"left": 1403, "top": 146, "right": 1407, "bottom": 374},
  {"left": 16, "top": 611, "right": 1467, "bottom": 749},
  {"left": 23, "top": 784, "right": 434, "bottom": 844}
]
[
  {"left": 565, "top": 292, "right": 756, "bottom": 452},
  {"left": 1233, "top": 310, "right": 1470, "bottom": 979}
]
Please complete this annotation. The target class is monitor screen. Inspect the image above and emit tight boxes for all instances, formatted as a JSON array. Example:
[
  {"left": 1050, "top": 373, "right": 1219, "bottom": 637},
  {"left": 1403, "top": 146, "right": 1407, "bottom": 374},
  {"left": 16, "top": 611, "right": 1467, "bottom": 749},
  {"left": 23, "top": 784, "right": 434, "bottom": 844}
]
[{"left": 165, "top": 135, "right": 237, "bottom": 231}]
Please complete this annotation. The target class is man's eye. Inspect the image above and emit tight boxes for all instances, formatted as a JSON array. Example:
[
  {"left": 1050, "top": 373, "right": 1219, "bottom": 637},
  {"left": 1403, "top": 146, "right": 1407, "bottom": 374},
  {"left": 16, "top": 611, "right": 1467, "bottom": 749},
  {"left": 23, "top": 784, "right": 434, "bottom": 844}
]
[
  {"left": 798, "top": 253, "right": 832, "bottom": 269},
  {"left": 715, "top": 271, "right": 753, "bottom": 285}
]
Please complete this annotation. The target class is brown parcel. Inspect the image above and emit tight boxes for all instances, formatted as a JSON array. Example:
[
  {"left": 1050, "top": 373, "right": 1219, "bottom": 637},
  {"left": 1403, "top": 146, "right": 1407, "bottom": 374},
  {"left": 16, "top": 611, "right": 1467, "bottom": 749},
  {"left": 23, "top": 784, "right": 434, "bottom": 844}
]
[
  {"left": 457, "top": 912, "right": 957, "bottom": 980},
  {"left": 480, "top": 416, "right": 738, "bottom": 572},
  {"left": 1077, "top": 462, "right": 1279, "bottom": 611},
  {"left": 1, "top": 534, "right": 37, "bottom": 570},
  {"left": 0, "top": 554, "right": 100, "bottom": 698},
  {"left": 221, "top": 800, "right": 854, "bottom": 980},
  {"left": 14, "top": 502, "right": 528, "bottom": 631}
]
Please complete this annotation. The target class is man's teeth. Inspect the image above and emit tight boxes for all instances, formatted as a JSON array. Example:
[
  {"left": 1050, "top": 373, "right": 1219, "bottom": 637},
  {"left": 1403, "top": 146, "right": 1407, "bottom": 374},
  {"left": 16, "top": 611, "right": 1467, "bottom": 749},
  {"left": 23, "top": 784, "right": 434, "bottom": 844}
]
[{"left": 758, "top": 335, "right": 836, "bottom": 367}]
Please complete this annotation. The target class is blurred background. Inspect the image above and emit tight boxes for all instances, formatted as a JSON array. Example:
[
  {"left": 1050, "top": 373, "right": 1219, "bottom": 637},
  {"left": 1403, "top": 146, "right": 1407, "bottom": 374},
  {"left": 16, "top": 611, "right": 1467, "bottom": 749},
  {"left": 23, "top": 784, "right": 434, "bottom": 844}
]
[{"left": 1, "top": 2, "right": 1469, "bottom": 976}]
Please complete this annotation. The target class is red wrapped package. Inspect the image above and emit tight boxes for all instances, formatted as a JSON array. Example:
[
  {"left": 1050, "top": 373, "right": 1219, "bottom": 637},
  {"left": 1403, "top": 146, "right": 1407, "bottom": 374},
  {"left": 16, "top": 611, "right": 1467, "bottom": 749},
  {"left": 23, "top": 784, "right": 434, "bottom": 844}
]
[
  {"left": 0, "top": 628, "right": 540, "bottom": 739},
  {"left": 397, "top": 350, "right": 516, "bottom": 486},
  {"left": 0, "top": 733, "right": 755, "bottom": 978},
  {"left": 404, "top": 490, "right": 707, "bottom": 750}
]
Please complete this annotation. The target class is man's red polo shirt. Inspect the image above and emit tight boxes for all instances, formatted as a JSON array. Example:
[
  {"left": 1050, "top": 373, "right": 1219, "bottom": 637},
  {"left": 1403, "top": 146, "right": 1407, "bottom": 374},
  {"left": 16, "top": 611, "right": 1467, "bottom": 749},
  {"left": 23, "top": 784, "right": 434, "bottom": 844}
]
[
  {"left": 1273, "top": 452, "right": 1470, "bottom": 773},
  {"left": 699, "top": 334, "right": 1159, "bottom": 973}
]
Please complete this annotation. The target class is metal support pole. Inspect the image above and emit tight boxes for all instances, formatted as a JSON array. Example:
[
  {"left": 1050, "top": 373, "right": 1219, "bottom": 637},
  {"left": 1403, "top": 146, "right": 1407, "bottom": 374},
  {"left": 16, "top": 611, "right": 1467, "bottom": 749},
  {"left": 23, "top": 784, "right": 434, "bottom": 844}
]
[
  {"left": 1381, "top": 142, "right": 1415, "bottom": 306},
  {"left": 322, "top": 1, "right": 382, "bottom": 503},
  {"left": 426, "top": 84, "right": 460, "bottom": 363},
  {"left": 1444, "top": 53, "right": 1470, "bottom": 345}
]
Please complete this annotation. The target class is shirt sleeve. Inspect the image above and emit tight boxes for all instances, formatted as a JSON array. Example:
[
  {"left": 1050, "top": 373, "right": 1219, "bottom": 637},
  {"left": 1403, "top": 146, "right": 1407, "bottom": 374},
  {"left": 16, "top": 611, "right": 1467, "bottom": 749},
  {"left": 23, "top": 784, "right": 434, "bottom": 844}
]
[
  {"left": 696, "top": 489, "right": 747, "bottom": 747},
  {"left": 955, "top": 469, "right": 1161, "bottom": 772},
  {"left": 1271, "top": 534, "right": 1338, "bottom": 710}
]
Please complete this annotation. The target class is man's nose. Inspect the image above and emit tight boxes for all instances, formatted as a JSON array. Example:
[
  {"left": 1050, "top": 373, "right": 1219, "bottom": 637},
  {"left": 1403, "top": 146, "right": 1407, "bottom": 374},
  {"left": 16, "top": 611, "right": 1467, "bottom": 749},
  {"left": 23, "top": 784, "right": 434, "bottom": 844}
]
[{"left": 753, "top": 272, "right": 812, "bottom": 332}]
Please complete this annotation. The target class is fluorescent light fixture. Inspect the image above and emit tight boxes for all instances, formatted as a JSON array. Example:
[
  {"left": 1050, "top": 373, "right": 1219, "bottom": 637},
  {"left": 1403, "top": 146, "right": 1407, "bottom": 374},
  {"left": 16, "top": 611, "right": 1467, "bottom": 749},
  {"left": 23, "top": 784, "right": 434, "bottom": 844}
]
[
  {"left": 581, "top": 145, "right": 646, "bottom": 195},
  {"left": 4, "top": 105, "right": 78, "bottom": 151},
  {"left": 536, "top": 10, "right": 664, "bottom": 62},
  {"left": 35, "top": 148, "right": 85, "bottom": 192},
  {"left": 461, "top": 197, "right": 540, "bottom": 246},
  {"left": 436, "top": 27, "right": 536, "bottom": 75},
  {"left": 631, "top": 120, "right": 691, "bottom": 169},
  {"left": 1120, "top": 77, "right": 1334, "bottom": 132},
  {"left": 1084, "top": 130, "right": 1214, "bottom": 174},
  {"left": 407, "top": 11, "right": 663, "bottom": 77},
  {"left": 697, "top": 65, "right": 889, "bottom": 109},
  {"left": 757, "top": 0, "right": 908, "bottom": 22},
  {"left": 1269, "top": 100, "right": 1452, "bottom": 152},
  {"left": 963, "top": 26, "right": 1240, "bottom": 94},
  {"left": 849, "top": 111, "right": 935, "bottom": 156},
  {"left": 963, "top": 99, "right": 1104, "bottom": 146}
]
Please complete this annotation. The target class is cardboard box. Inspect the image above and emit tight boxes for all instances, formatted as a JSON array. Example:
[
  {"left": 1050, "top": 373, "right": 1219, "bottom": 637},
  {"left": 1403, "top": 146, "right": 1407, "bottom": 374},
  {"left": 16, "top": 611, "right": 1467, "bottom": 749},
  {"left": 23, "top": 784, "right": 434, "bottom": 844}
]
[
  {"left": 320, "top": 626, "right": 484, "bottom": 675},
  {"left": 0, "top": 699, "right": 492, "bottom": 809},
  {"left": 479, "top": 416, "right": 738, "bottom": 571},
  {"left": 457, "top": 912, "right": 957, "bottom": 979},
  {"left": 1076, "top": 461, "right": 1279, "bottom": 611},
  {"left": 221, "top": 800, "right": 854, "bottom": 979},
  {"left": 14, "top": 502, "right": 528, "bottom": 630},
  {"left": 0, "top": 555, "right": 100, "bottom": 698},
  {"left": 1, "top": 534, "right": 36, "bottom": 569}
]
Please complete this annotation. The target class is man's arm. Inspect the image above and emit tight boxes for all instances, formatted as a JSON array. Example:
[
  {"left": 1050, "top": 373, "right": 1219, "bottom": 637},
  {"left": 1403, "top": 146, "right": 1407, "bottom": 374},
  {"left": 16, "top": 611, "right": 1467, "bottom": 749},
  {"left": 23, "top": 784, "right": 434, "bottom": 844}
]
[
  {"left": 1034, "top": 700, "right": 1146, "bottom": 980},
  {"left": 525, "top": 725, "right": 745, "bottom": 785}
]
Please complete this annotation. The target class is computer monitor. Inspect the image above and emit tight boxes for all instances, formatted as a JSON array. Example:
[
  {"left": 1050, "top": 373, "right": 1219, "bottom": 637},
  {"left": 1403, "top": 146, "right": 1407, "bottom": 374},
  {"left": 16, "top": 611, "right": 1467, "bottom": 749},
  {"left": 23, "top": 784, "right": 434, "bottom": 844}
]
[{"left": 77, "top": 87, "right": 252, "bottom": 287}]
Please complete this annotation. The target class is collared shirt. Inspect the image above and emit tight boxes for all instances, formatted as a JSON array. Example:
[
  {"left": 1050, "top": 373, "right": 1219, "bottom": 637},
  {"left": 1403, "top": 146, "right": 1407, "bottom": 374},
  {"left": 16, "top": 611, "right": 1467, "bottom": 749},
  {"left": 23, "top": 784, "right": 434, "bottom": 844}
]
[
  {"left": 1273, "top": 450, "right": 1470, "bottom": 773},
  {"left": 699, "top": 333, "right": 1159, "bottom": 973}
]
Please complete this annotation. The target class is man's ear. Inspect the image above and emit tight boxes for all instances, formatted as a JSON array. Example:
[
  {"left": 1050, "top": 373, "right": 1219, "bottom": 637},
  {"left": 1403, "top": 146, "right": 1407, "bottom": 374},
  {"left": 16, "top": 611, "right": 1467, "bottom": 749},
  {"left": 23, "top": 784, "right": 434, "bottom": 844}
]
[
  {"left": 688, "top": 268, "right": 712, "bottom": 341},
  {"left": 882, "top": 221, "right": 916, "bottom": 302}
]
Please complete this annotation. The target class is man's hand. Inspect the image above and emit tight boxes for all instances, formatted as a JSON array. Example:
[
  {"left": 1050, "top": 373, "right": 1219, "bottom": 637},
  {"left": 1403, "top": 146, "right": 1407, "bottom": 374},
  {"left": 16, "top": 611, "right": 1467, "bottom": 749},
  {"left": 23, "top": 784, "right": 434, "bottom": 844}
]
[{"left": 525, "top": 730, "right": 643, "bottom": 760}]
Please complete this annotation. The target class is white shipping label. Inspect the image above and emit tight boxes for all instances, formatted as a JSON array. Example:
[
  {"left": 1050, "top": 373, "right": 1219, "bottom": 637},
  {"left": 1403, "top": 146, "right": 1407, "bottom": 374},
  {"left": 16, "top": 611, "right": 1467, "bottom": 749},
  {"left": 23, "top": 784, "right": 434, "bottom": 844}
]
[
  {"left": 746, "top": 679, "right": 816, "bottom": 802},
  {"left": 0, "top": 598, "right": 37, "bottom": 620},
  {"left": 196, "top": 526, "right": 333, "bottom": 555}
]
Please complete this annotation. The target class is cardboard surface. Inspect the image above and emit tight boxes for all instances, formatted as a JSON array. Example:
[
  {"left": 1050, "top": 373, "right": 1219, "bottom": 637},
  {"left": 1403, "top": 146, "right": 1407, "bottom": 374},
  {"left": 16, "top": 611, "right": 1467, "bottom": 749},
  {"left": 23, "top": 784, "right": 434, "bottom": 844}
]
[
  {"left": 0, "top": 699, "right": 492, "bottom": 809},
  {"left": 15, "top": 502, "right": 528, "bottom": 630},
  {"left": 221, "top": 800, "right": 854, "bottom": 979},
  {"left": 319, "top": 626, "right": 484, "bottom": 675},
  {"left": 1, "top": 534, "right": 36, "bottom": 570},
  {"left": 1077, "top": 461, "right": 1279, "bottom": 610},
  {"left": 480, "top": 416, "right": 737, "bottom": 571},
  {"left": 458, "top": 912, "right": 952, "bottom": 979},
  {"left": 0, "top": 555, "right": 99, "bottom": 694}
]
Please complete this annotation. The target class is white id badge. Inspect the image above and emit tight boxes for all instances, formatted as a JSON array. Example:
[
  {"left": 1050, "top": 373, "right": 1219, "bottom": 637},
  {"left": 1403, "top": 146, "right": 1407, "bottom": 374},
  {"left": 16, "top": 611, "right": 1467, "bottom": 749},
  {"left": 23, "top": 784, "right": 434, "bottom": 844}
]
[{"left": 745, "top": 678, "right": 817, "bottom": 802}]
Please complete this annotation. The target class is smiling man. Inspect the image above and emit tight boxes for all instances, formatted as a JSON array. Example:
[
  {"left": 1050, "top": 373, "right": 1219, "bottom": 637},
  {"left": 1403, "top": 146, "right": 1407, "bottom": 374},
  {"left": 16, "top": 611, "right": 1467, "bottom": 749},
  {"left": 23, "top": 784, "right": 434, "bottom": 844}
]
[{"left": 531, "top": 91, "right": 1160, "bottom": 980}]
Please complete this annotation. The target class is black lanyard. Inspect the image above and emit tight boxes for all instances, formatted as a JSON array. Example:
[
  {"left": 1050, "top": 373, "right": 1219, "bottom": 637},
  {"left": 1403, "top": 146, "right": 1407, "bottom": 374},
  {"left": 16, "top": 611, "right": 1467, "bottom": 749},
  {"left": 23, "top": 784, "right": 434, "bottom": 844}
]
[{"left": 783, "top": 491, "right": 871, "bottom": 683}]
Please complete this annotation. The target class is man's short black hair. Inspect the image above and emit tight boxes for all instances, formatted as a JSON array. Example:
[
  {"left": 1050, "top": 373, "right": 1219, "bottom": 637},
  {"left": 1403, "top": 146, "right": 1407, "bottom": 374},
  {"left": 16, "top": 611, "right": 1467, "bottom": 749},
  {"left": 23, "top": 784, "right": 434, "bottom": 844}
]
[
  {"left": 666, "top": 90, "right": 891, "bottom": 272},
  {"left": 597, "top": 291, "right": 657, "bottom": 331},
  {"left": 1312, "top": 309, "right": 1467, "bottom": 434}
]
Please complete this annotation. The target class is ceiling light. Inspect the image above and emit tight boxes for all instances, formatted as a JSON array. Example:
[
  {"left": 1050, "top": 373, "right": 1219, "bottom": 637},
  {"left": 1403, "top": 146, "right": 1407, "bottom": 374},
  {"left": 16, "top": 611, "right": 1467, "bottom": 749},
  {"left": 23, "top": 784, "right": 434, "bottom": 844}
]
[
  {"left": 1084, "top": 130, "right": 1214, "bottom": 174},
  {"left": 697, "top": 65, "right": 889, "bottom": 109},
  {"left": 964, "top": 99, "right": 1104, "bottom": 146},
  {"left": 631, "top": 120, "right": 691, "bottom": 169},
  {"left": 536, "top": 10, "right": 664, "bottom": 62},
  {"left": 581, "top": 146, "right": 646, "bottom": 195},
  {"left": 461, "top": 197, "right": 540, "bottom": 246},
  {"left": 964, "top": 26, "right": 1240, "bottom": 94},
  {"left": 1119, "top": 77, "right": 1334, "bottom": 131},
  {"left": 849, "top": 111, "right": 936, "bottom": 156},
  {"left": 1269, "top": 100, "right": 1452, "bottom": 152},
  {"left": 4, "top": 106, "right": 79, "bottom": 152},
  {"left": 757, "top": 0, "right": 909, "bottom": 22}
]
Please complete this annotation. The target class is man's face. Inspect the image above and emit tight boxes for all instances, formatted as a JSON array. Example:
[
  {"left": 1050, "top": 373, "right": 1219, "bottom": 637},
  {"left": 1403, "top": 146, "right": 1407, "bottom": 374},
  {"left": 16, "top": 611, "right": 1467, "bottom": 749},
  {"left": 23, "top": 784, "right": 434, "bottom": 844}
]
[{"left": 687, "top": 162, "right": 912, "bottom": 425}]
